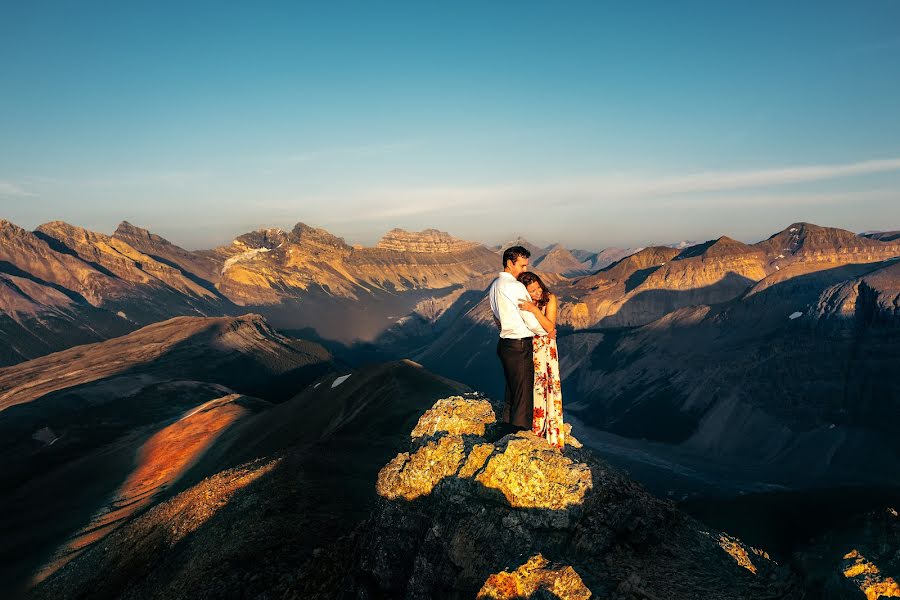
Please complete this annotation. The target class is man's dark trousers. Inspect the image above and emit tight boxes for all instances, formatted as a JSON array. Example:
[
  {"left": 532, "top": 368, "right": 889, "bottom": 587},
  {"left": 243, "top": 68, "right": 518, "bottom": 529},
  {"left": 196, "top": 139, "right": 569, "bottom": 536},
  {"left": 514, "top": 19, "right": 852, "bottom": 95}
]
[{"left": 497, "top": 337, "right": 534, "bottom": 431}]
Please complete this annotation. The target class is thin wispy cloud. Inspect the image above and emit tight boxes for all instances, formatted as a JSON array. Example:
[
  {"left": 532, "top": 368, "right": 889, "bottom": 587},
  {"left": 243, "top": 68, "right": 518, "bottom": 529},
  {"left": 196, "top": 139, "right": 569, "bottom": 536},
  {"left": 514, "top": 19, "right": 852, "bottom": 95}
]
[
  {"left": 78, "top": 170, "right": 216, "bottom": 188},
  {"left": 283, "top": 140, "right": 423, "bottom": 163},
  {"left": 341, "top": 157, "right": 900, "bottom": 220},
  {"left": 0, "top": 181, "right": 37, "bottom": 198}
]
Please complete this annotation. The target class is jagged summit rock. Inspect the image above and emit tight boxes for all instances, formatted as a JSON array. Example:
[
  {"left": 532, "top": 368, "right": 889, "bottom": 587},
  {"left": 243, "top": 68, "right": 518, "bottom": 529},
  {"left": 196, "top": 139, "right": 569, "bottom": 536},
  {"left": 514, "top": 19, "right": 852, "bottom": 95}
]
[{"left": 309, "top": 395, "right": 801, "bottom": 599}]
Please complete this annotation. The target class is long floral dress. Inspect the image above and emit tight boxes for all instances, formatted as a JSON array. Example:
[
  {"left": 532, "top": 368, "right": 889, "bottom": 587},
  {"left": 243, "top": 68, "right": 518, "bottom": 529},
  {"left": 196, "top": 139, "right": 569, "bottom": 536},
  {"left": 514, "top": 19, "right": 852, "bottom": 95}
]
[{"left": 532, "top": 328, "right": 564, "bottom": 449}]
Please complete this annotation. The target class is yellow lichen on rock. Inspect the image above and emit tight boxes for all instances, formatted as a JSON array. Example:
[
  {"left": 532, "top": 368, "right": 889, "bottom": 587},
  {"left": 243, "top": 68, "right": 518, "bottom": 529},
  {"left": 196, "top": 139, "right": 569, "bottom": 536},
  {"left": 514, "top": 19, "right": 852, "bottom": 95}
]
[
  {"left": 477, "top": 554, "right": 592, "bottom": 600},
  {"left": 474, "top": 433, "right": 592, "bottom": 510},
  {"left": 410, "top": 395, "right": 496, "bottom": 439},
  {"left": 375, "top": 435, "right": 466, "bottom": 501},
  {"left": 458, "top": 443, "right": 495, "bottom": 478}
]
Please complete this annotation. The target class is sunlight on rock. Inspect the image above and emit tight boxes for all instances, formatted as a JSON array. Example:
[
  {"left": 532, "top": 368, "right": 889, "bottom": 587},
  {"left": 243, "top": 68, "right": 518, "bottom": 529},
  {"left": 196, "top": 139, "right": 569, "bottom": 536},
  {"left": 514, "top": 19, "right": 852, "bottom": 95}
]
[
  {"left": 842, "top": 549, "right": 900, "bottom": 600},
  {"left": 715, "top": 533, "right": 759, "bottom": 574},
  {"left": 458, "top": 442, "right": 495, "bottom": 478},
  {"left": 562, "top": 422, "right": 582, "bottom": 448},
  {"left": 410, "top": 395, "right": 496, "bottom": 439},
  {"left": 376, "top": 435, "right": 467, "bottom": 501},
  {"left": 377, "top": 397, "right": 591, "bottom": 509},
  {"left": 477, "top": 554, "right": 591, "bottom": 600},
  {"left": 475, "top": 433, "right": 592, "bottom": 510}
]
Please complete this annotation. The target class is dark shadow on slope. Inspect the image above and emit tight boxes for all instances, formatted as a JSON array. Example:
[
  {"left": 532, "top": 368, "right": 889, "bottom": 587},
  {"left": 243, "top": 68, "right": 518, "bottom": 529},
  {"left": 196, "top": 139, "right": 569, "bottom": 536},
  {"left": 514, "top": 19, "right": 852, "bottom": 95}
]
[
  {"left": 24, "top": 363, "right": 479, "bottom": 600},
  {"left": 623, "top": 266, "right": 663, "bottom": 292},
  {"left": 133, "top": 251, "right": 226, "bottom": 298},
  {"left": 673, "top": 239, "right": 716, "bottom": 259},
  {"left": 681, "top": 485, "right": 900, "bottom": 561},
  {"left": 27, "top": 441, "right": 596, "bottom": 599},
  {"left": 0, "top": 321, "right": 335, "bottom": 594},
  {"left": 0, "top": 261, "right": 91, "bottom": 305}
]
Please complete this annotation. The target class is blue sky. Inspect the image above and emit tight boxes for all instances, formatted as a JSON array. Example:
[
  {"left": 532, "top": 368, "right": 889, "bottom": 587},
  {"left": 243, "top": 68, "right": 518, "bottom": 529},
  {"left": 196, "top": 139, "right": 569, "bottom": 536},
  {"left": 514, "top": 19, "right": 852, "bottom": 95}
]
[{"left": 1, "top": 1, "right": 899, "bottom": 250}]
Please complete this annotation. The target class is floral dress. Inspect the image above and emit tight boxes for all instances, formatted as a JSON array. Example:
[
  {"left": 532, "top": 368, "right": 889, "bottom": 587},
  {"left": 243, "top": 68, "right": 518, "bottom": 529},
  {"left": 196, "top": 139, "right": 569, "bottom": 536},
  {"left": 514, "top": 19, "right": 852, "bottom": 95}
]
[{"left": 532, "top": 326, "right": 564, "bottom": 449}]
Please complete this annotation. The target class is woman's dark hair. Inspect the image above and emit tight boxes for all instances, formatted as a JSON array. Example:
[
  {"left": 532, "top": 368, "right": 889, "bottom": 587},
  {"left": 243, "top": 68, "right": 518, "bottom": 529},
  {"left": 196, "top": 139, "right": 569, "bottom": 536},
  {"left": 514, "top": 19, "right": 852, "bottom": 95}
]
[
  {"left": 517, "top": 271, "right": 551, "bottom": 309},
  {"left": 502, "top": 245, "right": 530, "bottom": 269}
]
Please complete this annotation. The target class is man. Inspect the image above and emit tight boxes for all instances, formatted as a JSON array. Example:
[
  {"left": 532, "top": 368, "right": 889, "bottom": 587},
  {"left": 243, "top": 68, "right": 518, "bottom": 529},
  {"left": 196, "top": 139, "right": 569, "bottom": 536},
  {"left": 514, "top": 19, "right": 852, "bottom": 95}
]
[{"left": 489, "top": 245, "right": 547, "bottom": 434}]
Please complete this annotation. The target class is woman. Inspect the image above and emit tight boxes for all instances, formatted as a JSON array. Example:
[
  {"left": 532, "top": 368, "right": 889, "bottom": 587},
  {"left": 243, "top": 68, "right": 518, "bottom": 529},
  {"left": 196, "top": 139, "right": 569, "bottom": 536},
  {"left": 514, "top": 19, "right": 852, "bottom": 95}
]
[{"left": 517, "top": 271, "right": 565, "bottom": 449}]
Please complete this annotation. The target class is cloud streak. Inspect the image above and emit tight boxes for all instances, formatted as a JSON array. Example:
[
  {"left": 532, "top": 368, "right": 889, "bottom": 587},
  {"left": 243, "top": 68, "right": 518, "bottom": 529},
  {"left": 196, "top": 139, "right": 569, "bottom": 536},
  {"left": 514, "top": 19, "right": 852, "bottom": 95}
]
[
  {"left": 283, "top": 140, "right": 423, "bottom": 163},
  {"left": 341, "top": 156, "right": 900, "bottom": 220},
  {"left": 0, "top": 181, "right": 37, "bottom": 198}
]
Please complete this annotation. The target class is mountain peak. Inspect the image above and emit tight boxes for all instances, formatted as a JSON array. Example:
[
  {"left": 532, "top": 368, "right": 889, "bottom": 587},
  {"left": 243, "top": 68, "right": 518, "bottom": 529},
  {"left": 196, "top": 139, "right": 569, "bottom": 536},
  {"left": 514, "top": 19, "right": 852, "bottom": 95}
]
[
  {"left": 756, "top": 222, "right": 899, "bottom": 259},
  {"left": 0, "top": 218, "right": 29, "bottom": 237},
  {"left": 376, "top": 228, "right": 477, "bottom": 253},
  {"left": 674, "top": 236, "right": 756, "bottom": 260},
  {"left": 114, "top": 220, "right": 152, "bottom": 239}
]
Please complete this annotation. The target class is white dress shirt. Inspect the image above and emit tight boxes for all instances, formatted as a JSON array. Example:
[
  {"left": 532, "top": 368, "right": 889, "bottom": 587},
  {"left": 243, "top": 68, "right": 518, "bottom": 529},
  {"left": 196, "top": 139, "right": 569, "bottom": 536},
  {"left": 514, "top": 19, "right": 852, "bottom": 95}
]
[{"left": 489, "top": 272, "right": 547, "bottom": 339}]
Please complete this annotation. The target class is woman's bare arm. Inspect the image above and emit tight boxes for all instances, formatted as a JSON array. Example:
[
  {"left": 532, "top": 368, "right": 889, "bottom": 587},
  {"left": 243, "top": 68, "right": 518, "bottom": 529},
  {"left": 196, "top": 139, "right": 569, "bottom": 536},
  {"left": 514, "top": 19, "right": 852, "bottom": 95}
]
[{"left": 545, "top": 294, "right": 558, "bottom": 328}]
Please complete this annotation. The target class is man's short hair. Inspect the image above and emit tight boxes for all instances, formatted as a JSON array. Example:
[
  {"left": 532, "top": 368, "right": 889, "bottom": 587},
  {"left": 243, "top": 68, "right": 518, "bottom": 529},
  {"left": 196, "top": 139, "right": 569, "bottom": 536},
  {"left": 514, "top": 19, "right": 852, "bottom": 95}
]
[{"left": 502, "top": 245, "right": 531, "bottom": 268}]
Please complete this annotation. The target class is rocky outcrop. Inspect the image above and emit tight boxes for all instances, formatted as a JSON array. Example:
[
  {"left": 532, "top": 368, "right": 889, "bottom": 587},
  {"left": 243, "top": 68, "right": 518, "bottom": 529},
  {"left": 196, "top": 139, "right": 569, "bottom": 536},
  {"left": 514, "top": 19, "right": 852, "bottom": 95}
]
[
  {"left": 313, "top": 395, "right": 800, "bottom": 598},
  {"left": 410, "top": 395, "right": 497, "bottom": 438},
  {"left": 376, "top": 228, "right": 480, "bottom": 253},
  {"left": 477, "top": 554, "right": 592, "bottom": 599}
]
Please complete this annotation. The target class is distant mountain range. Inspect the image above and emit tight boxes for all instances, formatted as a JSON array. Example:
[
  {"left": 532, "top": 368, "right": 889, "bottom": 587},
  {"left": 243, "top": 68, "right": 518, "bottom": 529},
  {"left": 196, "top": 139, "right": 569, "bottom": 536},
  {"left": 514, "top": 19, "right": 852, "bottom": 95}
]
[{"left": 2, "top": 217, "right": 898, "bottom": 598}]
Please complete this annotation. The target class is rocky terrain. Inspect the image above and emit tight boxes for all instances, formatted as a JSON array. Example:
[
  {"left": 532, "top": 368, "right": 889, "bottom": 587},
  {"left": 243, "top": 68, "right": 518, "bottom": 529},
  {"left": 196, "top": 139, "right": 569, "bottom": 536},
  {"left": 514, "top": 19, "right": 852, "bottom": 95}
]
[
  {"left": 29, "top": 392, "right": 812, "bottom": 600},
  {"left": 25, "top": 360, "right": 472, "bottom": 599},
  {"left": 0, "top": 314, "right": 334, "bottom": 595}
]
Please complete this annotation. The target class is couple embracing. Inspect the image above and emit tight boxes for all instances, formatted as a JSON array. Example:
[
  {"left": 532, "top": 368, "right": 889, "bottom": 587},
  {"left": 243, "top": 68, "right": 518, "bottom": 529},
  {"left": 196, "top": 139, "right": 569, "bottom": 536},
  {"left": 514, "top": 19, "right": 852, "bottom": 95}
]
[{"left": 489, "top": 245, "right": 564, "bottom": 449}]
